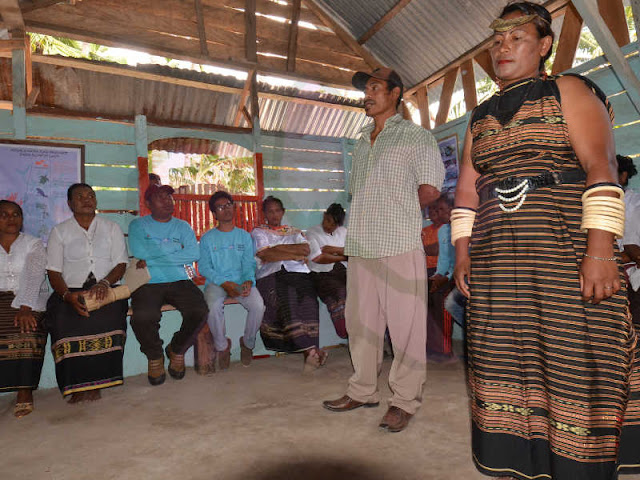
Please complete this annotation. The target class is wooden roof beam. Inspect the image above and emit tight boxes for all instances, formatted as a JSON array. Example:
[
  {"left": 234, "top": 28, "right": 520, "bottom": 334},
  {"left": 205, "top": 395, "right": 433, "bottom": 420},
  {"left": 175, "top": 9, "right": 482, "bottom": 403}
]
[
  {"left": 245, "top": 0, "right": 257, "bottom": 63},
  {"left": 552, "top": 2, "right": 582, "bottom": 75},
  {"left": 194, "top": 0, "right": 209, "bottom": 57},
  {"left": 414, "top": 86, "right": 430, "bottom": 130},
  {"left": 405, "top": 0, "right": 570, "bottom": 96},
  {"left": 304, "top": 0, "right": 382, "bottom": 69},
  {"left": 19, "top": 1, "right": 67, "bottom": 15},
  {"left": 473, "top": 49, "right": 496, "bottom": 81},
  {"left": 358, "top": 0, "right": 414, "bottom": 45},
  {"left": 0, "top": 0, "right": 24, "bottom": 31},
  {"left": 286, "top": 0, "right": 301, "bottom": 72},
  {"left": 234, "top": 68, "right": 255, "bottom": 127},
  {"left": 435, "top": 67, "right": 458, "bottom": 127},
  {"left": 572, "top": 0, "right": 640, "bottom": 114},
  {"left": 597, "top": 0, "right": 630, "bottom": 47},
  {"left": 460, "top": 59, "right": 477, "bottom": 112}
]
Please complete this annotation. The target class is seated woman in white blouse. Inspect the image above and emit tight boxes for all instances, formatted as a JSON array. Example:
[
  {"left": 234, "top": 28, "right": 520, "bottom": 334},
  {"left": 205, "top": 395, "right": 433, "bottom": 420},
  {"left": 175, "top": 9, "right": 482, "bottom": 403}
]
[
  {"left": 251, "top": 196, "right": 326, "bottom": 371},
  {"left": 0, "top": 200, "right": 49, "bottom": 418},
  {"left": 46, "top": 183, "right": 129, "bottom": 403},
  {"left": 306, "top": 203, "right": 348, "bottom": 339}
]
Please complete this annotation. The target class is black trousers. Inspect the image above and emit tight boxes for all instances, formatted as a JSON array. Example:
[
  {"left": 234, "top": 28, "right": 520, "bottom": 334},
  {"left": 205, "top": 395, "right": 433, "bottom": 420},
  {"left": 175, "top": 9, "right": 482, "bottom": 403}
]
[{"left": 130, "top": 280, "right": 208, "bottom": 360}]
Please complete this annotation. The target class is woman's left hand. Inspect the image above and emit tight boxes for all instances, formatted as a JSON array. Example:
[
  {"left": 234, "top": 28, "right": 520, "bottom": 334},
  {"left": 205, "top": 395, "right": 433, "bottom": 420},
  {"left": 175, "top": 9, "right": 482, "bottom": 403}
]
[
  {"left": 580, "top": 256, "right": 621, "bottom": 304},
  {"left": 14, "top": 306, "right": 38, "bottom": 333},
  {"left": 89, "top": 281, "right": 110, "bottom": 301}
]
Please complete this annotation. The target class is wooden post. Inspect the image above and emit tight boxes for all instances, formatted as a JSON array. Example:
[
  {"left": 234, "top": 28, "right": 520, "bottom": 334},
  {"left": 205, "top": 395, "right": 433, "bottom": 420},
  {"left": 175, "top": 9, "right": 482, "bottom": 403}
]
[
  {"left": 245, "top": 0, "right": 257, "bottom": 63},
  {"left": 552, "top": 3, "right": 583, "bottom": 74},
  {"left": 11, "top": 45, "right": 26, "bottom": 139},
  {"left": 135, "top": 114, "right": 149, "bottom": 216},
  {"left": 415, "top": 86, "right": 430, "bottom": 130},
  {"left": 473, "top": 50, "right": 496, "bottom": 82},
  {"left": 435, "top": 67, "right": 458, "bottom": 127},
  {"left": 460, "top": 59, "right": 477, "bottom": 112},
  {"left": 194, "top": 0, "right": 209, "bottom": 57},
  {"left": 597, "top": 0, "right": 630, "bottom": 47},
  {"left": 572, "top": 0, "right": 640, "bottom": 114}
]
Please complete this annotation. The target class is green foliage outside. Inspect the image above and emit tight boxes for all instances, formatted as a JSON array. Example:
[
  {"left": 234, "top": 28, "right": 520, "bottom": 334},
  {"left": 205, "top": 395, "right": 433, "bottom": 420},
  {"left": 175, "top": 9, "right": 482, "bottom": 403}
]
[{"left": 166, "top": 154, "right": 255, "bottom": 195}]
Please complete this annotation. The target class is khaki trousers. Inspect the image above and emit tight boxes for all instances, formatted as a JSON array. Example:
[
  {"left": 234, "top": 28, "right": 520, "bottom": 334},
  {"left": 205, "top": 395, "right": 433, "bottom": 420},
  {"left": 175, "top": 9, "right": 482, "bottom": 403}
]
[{"left": 345, "top": 249, "right": 427, "bottom": 415}]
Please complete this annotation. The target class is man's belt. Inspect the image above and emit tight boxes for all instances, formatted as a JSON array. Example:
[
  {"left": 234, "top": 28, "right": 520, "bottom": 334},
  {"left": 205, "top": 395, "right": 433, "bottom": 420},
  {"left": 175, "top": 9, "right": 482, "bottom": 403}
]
[{"left": 477, "top": 168, "right": 586, "bottom": 204}]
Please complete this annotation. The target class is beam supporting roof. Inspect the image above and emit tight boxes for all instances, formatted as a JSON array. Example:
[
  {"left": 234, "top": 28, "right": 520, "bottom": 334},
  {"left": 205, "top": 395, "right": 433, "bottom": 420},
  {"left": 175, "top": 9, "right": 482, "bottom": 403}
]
[
  {"left": 552, "top": 2, "right": 582, "bottom": 75},
  {"left": 473, "top": 50, "right": 496, "bottom": 81},
  {"left": 572, "top": 0, "right": 640, "bottom": 114},
  {"left": 194, "top": 0, "right": 209, "bottom": 57},
  {"left": 597, "top": 0, "right": 629, "bottom": 47},
  {"left": 304, "top": 0, "right": 381, "bottom": 69},
  {"left": 245, "top": 0, "right": 257, "bottom": 63},
  {"left": 414, "top": 86, "right": 430, "bottom": 130},
  {"left": 0, "top": 0, "right": 24, "bottom": 31},
  {"left": 435, "top": 67, "right": 458, "bottom": 127},
  {"left": 460, "top": 59, "right": 477, "bottom": 112},
  {"left": 286, "top": 0, "right": 302, "bottom": 72},
  {"left": 234, "top": 68, "right": 254, "bottom": 127},
  {"left": 357, "top": 0, "right": 413, "bottom": 45},
  {"left": 405, "top": 0, "right": 571, "bottom": 97}
]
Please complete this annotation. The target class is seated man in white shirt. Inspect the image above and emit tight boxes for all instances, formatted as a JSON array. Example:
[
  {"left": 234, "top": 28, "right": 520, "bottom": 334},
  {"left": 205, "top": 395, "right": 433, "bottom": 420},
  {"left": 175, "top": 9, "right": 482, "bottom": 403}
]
[{"left": 46, "top": 183, "right": 129, "bottom": 403}]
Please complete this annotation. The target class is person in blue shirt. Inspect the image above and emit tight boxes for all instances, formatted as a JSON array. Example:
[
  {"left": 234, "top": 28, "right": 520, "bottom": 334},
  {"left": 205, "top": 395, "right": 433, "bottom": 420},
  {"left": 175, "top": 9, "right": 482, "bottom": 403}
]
[
  {"left": 128, "top": 184, "right": 208, "bottom": 386},
  {"left": 200, "top": 191, "right": 264, "bottom": 369}
]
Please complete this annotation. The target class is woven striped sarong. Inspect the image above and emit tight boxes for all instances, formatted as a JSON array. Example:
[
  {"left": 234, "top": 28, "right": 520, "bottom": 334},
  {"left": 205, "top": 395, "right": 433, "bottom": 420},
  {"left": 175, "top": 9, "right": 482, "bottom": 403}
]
[
  {"left": 256, "top": 268, "right": 319, "bottom": 352},
  {"left": 0, "top": 291, "right": 46, "bottom": 392},
  {"left": 468, "top": 76, "right": 640, "bottom": 479}
]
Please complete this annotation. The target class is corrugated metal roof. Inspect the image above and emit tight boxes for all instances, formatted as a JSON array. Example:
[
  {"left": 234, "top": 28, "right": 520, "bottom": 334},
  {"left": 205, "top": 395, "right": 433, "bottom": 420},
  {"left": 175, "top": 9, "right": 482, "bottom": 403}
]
[
  {"left": 1, "top": 57, "right": 367, "bottom": 143},
  {"left": 317, "top": 0, "right": 544, "bottom": 87}
]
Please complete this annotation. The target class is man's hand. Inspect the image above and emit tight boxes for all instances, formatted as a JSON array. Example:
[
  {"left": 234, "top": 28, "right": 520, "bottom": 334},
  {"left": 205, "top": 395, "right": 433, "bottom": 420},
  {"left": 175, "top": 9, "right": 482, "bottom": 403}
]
[
  {"left": 321, "top": 245, "right": 344, "bottom": 256},
  {"left": 136, "top": 259, "right": 147, "bottom": 269},
  {"left": 221, "top": 281, "right": 242, "bottom": 298},
  {"left": 240, "top": 281, "right": 253, "bottom": 297},
  {"left": 14, "top": 306, "right": 38, "bottom": 333}
]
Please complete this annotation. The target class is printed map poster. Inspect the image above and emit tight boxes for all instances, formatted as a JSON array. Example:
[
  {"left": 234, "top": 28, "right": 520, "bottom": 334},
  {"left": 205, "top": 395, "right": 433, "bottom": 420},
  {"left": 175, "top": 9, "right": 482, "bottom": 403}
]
[
  {"left": 438, "top": 134, "right": 459, "bottom": 193},
  {"left": 0, "top": 141, "right": 83, "bottom": 243}
]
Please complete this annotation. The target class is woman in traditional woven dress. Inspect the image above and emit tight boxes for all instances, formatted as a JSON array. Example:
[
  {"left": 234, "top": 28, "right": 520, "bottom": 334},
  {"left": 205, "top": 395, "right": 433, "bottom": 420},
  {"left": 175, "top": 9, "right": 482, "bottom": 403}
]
[
  {"left": 0, "top": 200, "right": 48, "bottom": 417},
  {"left": 251, "top": 196, "right": 326, "bottom": 370},
  {"left": 452, "top": 2, "right": 640, "bottom": 479}
]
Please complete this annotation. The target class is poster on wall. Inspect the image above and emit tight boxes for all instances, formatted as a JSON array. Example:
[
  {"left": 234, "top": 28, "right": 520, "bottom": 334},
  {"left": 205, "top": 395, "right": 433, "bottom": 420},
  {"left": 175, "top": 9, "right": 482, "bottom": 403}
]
[
  {"left": 0, "top": 141, "right": 84, "bottom": 243},
  {"left": 438, "top": 134, "right": 459, "bottom": 193}
]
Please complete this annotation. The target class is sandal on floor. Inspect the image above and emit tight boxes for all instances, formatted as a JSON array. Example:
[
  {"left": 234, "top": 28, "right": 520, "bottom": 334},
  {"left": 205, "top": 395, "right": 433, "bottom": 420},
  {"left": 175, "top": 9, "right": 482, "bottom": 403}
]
[{"left": 14, "top": 402, "right": 34, "bottom": 418}]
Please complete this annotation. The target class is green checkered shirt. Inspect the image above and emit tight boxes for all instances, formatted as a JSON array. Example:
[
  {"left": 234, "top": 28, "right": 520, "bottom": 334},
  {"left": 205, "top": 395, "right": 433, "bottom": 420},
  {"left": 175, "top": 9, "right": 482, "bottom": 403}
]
[{"left": 345, "top": 114, "right": 444, "bottom": 258}]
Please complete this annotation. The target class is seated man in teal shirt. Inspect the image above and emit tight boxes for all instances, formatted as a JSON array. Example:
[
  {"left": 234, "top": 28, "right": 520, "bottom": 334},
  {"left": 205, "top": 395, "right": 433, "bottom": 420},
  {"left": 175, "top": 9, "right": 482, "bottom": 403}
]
[
  {"left": 200, "top": 191, "right": 264, "bottom": 370},
  {"left": 128, "top": 184, "right": 209, "bottom": 385}
]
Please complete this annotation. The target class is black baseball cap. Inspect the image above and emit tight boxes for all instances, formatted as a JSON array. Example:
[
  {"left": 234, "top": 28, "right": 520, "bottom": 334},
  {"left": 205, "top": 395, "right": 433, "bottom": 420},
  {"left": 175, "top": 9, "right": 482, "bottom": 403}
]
[{"left": 352, "top": 67, "right": 404, "bottom": 93}]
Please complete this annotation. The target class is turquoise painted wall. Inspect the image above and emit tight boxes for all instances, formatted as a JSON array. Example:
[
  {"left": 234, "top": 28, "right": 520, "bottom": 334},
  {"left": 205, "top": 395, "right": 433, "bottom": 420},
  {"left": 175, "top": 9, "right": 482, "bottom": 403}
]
[{"left": 0, "top": 111, "right": 347, "bottom": 391}]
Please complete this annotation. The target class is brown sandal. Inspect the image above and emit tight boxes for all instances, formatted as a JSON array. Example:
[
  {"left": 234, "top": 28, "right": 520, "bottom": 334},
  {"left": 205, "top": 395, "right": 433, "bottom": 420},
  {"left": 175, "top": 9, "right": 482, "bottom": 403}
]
[{"left": 14, "top": 402, "right": 34, "bottom": 418}]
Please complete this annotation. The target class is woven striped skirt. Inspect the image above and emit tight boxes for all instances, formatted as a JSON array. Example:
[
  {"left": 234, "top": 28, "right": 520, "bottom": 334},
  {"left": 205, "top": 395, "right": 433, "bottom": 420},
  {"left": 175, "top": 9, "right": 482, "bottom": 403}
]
[
  {"left": 257, "top": 268, "right": 319, "bottom": 353},
  {"left": 0, "top": 291, "right": 46, "bottom": 392}
]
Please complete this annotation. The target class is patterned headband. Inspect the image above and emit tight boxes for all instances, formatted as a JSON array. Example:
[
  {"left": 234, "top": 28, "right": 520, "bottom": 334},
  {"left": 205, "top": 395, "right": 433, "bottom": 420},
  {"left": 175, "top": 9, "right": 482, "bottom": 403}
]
[{"left": 489, "top": 13, "right": 549, "bottom": 32}]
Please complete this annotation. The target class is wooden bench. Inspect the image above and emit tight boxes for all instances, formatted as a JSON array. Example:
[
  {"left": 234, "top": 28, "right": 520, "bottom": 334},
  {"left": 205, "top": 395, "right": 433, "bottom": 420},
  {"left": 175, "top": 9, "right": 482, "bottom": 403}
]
[{"left": 126, "top": 298, "right": 239, "bottom": 375}]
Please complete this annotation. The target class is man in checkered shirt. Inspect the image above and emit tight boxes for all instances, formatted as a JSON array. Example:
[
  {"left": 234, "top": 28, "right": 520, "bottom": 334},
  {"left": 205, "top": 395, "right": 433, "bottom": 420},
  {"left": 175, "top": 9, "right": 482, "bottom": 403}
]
[{"left": 323, "top": 68, "right": 444, "bottom": 433}]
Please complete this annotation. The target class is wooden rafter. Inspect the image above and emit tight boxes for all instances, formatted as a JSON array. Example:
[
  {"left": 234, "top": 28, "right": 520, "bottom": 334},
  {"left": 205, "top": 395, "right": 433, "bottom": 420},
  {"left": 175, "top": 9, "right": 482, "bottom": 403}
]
[
  {"left": 414, "top": 86, "right": 430, "bottom": 130},
  {"left": 435, "top": 67, "right": 458, "bottom": 127},
  {"left": 194, "top": 0, "right": 209, "bottom": 57},
  {"left": 234, "top": 69, "right": 255, "bottom": 127},
  {"left": 19, "top": 1, "right": 67, "bottom": 14},
  {"left": 0, "top": 0, "right": 24, "bottom": 31},
  {"left": 597, "top": 0, "right": 630, "bottom": 47},
  {"left": 473, "top": 50, "right": 496, "bottom": 81},
  {"left": 405, "top": 0, "right": 571, "bottom": 96},
  {"left": 245, "top": 0, "right": 257, "bottom": 63},
  {"left": 358, "top": 0, "right": 413, "bottom": 45},
  {"left": 552, "top": 2, "right": 582, "bottom": 75},
  {"left": 572, "top": 0, "right": 640, "bottom": 113},
  {"left": 304, "top": 0, "right": 381, "bottom": 69},
  {"left": 286, "top": 0, "right": 302, "bottom": 72},
  {"left": 460, "top": 59, "right": 477, "bottom": 112}
]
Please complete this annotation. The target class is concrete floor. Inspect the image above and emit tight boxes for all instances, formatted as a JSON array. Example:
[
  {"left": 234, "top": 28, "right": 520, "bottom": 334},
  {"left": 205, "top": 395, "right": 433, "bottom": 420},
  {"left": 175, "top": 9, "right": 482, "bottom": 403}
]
[{"left": 3, "top": 346, "right": 633, "bottom": 480}]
